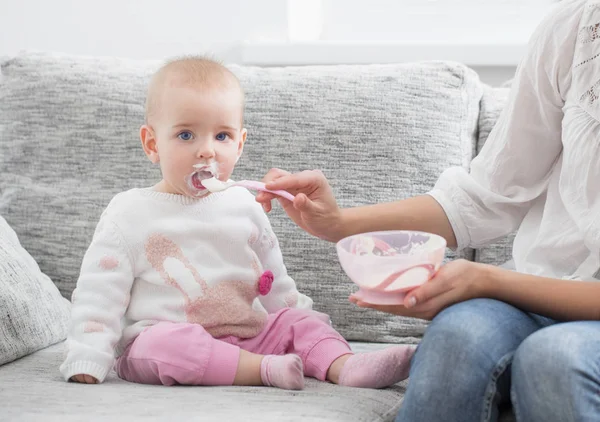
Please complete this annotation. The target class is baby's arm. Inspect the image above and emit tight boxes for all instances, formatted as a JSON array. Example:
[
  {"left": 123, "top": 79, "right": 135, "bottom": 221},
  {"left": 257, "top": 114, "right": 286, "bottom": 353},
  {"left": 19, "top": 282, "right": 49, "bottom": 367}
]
[
  {"left": 251, "top": 207, "right": 313, "bottom": 313},
  {"left": 59, "top": 218, "right": 134, "bottom": 383}
]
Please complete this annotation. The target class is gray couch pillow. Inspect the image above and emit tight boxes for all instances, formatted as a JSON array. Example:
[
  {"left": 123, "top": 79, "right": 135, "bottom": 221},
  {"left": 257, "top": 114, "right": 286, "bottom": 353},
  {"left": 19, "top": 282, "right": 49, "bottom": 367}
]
[
  {"left": 0, "top": 215, "right": 70, "bottom": 365},
  {"left": 0, "top": 53, "right": 161, "bottom": 299},
  {"left": 474, "top": 85, "right": 515, "bottom": 266},
  {"left": 0, "top": 52, "right": 482, "bottom": 343}
]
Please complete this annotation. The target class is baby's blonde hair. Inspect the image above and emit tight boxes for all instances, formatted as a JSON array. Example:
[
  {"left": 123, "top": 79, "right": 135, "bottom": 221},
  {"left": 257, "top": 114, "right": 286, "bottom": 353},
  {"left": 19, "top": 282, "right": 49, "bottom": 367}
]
[{"left": 144, "top": 55, "right": 244, "bottom": 124}]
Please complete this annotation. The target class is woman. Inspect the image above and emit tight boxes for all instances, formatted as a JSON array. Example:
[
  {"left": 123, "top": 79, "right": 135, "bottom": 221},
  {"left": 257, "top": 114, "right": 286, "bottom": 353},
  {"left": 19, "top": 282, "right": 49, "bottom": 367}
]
[{"left": 255, "top": 1, "right": 600, "bottom": 421}]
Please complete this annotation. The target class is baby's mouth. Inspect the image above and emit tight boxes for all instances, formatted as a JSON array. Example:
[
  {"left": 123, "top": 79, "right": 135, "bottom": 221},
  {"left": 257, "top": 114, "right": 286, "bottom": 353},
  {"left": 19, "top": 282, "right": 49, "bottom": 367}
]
[{"left": 191, "top": 170, "right": 214, "bottom": 190}]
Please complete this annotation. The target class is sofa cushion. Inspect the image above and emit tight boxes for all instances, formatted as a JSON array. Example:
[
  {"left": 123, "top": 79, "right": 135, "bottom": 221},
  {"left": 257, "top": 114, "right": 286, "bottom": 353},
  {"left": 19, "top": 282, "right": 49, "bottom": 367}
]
[
  {"left": 0, "top": 52, "right": 482, "bottom": 343},
  {"left": 0, "top": 215, "right": 70, "bottom": 365},
  {"left": 0, "top": 341, "right": 406, "bottom": 422},
  {"left": 474, "top": 85, "right": 515, "bottom": 266},
  {"left": 0, "top": 341, "right": 517, "bottom": 422}
]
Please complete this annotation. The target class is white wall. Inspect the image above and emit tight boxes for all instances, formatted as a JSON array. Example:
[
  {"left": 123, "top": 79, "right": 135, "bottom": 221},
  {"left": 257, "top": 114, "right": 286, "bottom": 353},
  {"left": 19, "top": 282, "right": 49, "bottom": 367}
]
[
  {"left": 0, "top": 0, "right": 287, "bottom": 61},
  {"left": 0, "top": 0, "right": 556, "bottom": 86},
  {"left": 321, "top": 0, "right": 555, "bottom": 43}
]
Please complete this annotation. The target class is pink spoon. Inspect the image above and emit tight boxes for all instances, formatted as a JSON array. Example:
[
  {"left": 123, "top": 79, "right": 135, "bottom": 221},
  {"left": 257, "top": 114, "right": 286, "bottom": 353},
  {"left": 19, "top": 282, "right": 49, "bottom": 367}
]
[{"left": 201, "top": 177, "right": 295, "bottom": 201}]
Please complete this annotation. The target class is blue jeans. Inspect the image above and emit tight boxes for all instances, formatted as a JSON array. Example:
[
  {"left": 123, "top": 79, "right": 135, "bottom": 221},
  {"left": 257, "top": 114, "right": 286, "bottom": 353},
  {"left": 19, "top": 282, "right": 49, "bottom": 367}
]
[{"left": 395, "top": 298, "right": 600, "bottom": 422}]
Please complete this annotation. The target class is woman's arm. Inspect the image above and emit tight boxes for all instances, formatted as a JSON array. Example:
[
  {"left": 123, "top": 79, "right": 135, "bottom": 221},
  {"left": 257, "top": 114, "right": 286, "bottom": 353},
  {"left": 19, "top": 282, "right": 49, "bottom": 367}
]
[
  {"left": 352, "top": 259, "right": 600, "bottom": 322},
  {"left": 479, "top": 265, "right": 600, "bottom": 321},
  {"left": 338, "top": 195, "right": 457, "bottom": 247},
  {"left": 258, "top": 169, "right": 456, "bottom": 245}
]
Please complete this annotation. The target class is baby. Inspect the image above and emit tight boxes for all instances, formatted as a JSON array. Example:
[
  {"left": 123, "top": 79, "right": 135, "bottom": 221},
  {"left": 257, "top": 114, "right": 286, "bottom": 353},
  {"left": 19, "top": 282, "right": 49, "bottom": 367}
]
[{"left": 60, "top": 56, "right": 414, "bottom": 389}]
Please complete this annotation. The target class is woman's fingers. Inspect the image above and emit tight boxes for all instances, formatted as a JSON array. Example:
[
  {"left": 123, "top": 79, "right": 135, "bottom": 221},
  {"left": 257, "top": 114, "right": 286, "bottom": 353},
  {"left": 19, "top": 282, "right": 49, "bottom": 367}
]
[
  {"left": 407, "top": 290, "right": 462, "bottom": 319},
  {"left": 261, "top": 168, "right": 291, "bottom": 185},
  {"left": 403, "top": 274, "right": 453, "bottom": 308},
  {"left": 350, "top": 295, "right": 418, "bottom": 317},
  {"left": 349, "top": 275, "right": 456, "bottom": 320},
  {"left": 264, "top": 169, "right": 323, "bottom": 192},
  {"left": 257, "top": 168, "right": 295, "bottom": 212},
  {"left": 255, "top": 191, "right": 277, "bottom": 212}
]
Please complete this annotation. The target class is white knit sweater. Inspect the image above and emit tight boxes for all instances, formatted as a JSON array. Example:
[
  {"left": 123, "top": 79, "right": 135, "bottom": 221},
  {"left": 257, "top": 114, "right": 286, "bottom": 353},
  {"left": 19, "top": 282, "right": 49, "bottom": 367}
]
[{"left": 59, "top": 187, "right": 313, "bottom": 382}]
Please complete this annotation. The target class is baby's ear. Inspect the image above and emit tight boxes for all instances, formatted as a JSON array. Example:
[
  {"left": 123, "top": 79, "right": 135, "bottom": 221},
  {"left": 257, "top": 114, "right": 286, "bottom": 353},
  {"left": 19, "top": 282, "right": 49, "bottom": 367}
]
[
  {"left": 237, "top": 128, "right": 248, "bottom": 161},
  {"left": 140, "top": 125, "right": 160, "bottom": 164}
]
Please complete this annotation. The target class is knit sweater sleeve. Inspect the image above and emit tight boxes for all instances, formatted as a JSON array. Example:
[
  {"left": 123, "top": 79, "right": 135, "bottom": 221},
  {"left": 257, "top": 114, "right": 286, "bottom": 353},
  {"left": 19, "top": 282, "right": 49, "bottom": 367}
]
[
  {"left": 59, "top": 217, "right": 134, "bottom": 383},
  {"left": 250, "top": 207, "right": 313, "bottom": 313}
]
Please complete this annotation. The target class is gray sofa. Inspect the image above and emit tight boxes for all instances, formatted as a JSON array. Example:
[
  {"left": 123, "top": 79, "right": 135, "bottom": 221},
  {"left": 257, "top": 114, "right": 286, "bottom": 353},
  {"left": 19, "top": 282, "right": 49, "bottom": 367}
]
[{"left": 0, "top": 52, "right": 515, "bottom": 421}]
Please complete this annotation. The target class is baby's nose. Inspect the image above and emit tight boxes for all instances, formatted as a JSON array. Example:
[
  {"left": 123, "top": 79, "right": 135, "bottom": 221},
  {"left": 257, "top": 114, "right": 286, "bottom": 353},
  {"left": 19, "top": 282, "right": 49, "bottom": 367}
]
[{"left": 196, "top": 142, "right": 215, "bottom": 158}]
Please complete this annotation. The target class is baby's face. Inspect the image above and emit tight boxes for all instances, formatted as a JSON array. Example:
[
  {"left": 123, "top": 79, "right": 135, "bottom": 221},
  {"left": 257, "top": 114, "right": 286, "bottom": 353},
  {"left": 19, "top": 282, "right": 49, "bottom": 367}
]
[{"left": 148, "top": 84, "right": 246, "bottom": 198}]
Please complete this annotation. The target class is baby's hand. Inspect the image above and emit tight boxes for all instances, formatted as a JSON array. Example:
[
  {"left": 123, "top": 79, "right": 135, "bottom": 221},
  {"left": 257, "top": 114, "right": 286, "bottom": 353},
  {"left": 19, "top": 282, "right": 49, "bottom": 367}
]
[{"left": 70, "top": 374, "right": 99, "bottom": 384}]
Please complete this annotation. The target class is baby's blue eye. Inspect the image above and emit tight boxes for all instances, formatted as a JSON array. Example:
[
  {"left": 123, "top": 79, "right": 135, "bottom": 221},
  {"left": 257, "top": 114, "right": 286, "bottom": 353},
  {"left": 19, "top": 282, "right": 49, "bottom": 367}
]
[
  {"left": 178, "top": 131, "right": 193, "bottom": 141},
  {"left": 216, "top": 132, "right": 228, "bottom": 142}
]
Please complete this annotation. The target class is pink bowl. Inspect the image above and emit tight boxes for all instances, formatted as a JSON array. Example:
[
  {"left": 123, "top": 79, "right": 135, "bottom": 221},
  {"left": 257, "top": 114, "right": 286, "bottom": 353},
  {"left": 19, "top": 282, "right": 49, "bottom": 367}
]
[{"left": 336, "top": 231, "right": 446, "bottom": 305}]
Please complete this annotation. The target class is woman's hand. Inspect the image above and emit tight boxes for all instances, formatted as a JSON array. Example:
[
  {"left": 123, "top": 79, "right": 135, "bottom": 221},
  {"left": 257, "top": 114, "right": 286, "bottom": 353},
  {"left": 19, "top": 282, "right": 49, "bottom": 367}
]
[
  {"left": 256, "top": 168, "right": 346, "bottom": 242},
  {"left": 350, "top": 259, "right": 486, "bottom": 320}
]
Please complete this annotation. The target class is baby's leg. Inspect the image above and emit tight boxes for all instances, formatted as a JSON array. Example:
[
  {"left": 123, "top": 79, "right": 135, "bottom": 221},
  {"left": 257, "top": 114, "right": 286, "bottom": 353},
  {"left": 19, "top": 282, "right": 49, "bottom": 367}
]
[
  {"left": 239, "top": 308, "right": 353, "bottom": 381},
  {"left": 285, "top": 310, "right": 414, "bottom": 388},
  {"left": 241, "top": 308, "right": 414, "bottom": 388},
  {"left": 116, "top": 322, "right": 274, "bottom": 385}
]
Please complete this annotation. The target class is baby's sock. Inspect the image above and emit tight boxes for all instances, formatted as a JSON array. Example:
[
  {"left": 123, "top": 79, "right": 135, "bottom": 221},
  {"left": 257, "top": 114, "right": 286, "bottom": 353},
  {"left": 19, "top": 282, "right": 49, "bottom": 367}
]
[
  {"left": 338, "top": 345, "right": 415, "bottom": 389},
  {"left": 260, "top": 354, "right": 304, "bottom": 390}
]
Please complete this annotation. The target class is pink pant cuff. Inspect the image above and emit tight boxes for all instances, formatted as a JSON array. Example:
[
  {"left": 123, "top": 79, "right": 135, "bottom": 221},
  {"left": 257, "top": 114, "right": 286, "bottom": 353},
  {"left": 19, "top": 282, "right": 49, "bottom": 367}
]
[{"left": 304, "top": 338, "right": 352, "bottom": 381}]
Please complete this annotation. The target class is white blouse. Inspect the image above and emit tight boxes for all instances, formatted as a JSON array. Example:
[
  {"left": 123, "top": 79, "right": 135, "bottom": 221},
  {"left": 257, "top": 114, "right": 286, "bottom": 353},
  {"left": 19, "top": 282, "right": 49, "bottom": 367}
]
[{"left": 429, "top": 0, "right": 600, "bottom": 280}]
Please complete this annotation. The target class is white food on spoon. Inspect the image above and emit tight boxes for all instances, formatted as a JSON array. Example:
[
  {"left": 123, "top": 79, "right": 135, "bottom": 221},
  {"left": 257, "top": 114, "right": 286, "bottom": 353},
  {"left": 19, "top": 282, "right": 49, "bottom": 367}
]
[
  {"left": 200, "top": 177, "right": 232, "bottom": 192},
  {"left": 199, "top": 175, "right": 297, "bottom": 201}
]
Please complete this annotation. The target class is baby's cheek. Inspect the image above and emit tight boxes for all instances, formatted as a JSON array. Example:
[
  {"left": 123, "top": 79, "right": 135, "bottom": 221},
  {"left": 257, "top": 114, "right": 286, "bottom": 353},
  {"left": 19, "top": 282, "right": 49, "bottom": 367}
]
[{"left": 217, "top": 161, "right": 237, "bottom": 180}]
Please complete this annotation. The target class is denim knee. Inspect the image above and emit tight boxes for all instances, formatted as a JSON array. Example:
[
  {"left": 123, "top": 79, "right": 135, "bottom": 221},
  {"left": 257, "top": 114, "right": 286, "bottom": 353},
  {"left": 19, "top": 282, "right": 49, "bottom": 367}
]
[
  {"left": 397, "top": 299, "right": 546, "bottom": 422},
  {"left": 512, "top": 322, "right": 600, "bottom": 422},
  {"left": 403, "top": 300, "right": 520, "bottom": 415},
  {"left": 409, "top": 300, "right": 515, "bottom": 385}
]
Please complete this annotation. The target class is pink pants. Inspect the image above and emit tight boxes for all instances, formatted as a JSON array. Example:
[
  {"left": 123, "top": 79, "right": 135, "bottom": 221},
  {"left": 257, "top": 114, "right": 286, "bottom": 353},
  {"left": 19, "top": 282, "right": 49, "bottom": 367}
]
[{"left": 115, "top": 308, "right": 352, "bottom": 386}]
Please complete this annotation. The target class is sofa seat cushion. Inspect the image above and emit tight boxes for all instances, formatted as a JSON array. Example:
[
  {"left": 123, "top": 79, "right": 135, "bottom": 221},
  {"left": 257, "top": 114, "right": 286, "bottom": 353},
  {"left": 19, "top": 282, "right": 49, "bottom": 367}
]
[
  {"left": 0, "top": 340, "right": 518, "bottom": 421},
  {"left": 0, "top": 341, "right": 407, "bottom": 422}
]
